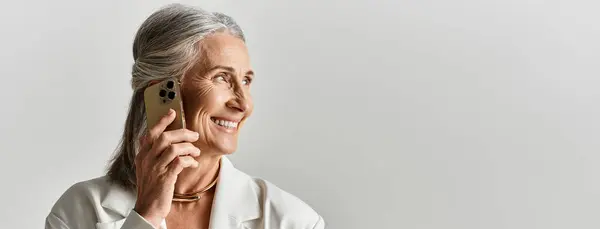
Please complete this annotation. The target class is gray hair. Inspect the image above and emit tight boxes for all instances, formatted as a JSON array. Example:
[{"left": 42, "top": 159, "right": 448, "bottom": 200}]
[{"left": 106, "top": 3, "right": 245, "bottom": 190}]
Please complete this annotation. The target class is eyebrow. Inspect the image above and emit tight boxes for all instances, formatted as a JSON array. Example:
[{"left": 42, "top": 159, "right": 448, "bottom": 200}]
[{"left": 210, "top": 65, "right": 254, "bottom": 76}]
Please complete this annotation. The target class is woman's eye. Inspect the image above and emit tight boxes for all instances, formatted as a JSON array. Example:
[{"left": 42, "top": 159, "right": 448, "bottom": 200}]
[
  {"left": 214, "top": 75, "right": 227, "bottom": 82},
  {"left": 242, "top": 77, "right": 252, "bottom": 86}
]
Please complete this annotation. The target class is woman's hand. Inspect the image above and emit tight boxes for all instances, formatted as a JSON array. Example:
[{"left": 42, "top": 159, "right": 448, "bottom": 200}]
[{"left": 133, "top": 109, "right": 201, "bottom": 228}]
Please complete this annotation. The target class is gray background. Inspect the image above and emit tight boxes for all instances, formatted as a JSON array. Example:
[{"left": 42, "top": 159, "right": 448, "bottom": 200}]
[{"left": 1, "top": 0, "right": 599, "bottom": 228}]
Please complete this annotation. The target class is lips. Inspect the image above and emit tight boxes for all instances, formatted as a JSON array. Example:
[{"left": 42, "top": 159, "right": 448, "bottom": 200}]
[{"left": 210, "top": 117, "right": 239, "bottom": 129}]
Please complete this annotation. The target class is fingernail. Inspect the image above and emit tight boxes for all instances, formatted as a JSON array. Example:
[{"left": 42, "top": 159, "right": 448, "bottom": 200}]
[{"left": 168, "top": 109, "right": 174, "bottom": 115}]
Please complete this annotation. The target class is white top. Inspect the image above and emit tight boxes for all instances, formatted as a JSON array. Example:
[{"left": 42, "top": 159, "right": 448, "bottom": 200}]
[{"left": 45, "top": 156, "right": 325, "bottom": 229}]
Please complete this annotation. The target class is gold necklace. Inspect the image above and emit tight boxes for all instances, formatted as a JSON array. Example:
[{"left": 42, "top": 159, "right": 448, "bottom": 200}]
[{"left": 172, "top": 175, "right": 219, "bottom": 202}]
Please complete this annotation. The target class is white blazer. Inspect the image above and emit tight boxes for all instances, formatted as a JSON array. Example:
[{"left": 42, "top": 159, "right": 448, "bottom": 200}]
[{"left": 45, "top": 156, "right": 325, "bottom": 229}]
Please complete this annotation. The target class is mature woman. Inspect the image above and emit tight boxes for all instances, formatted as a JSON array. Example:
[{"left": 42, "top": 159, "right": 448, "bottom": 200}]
[{"left": 45, "top": 4, "right": 324, "bottom": 229}]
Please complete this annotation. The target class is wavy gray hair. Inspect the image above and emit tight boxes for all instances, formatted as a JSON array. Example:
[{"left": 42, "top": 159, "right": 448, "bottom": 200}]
[{"left": 107, "top": 3, "right": 245, "bottom": 190}]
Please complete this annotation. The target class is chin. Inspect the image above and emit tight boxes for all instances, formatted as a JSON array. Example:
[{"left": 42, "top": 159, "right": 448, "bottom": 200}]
[
  {"left": 220, "top": 149, "right": 236, "bottom": 155},
  {"left": 217, "top": 142, "right": 238, "bottom": 155},
  {"left": 206, "top": 146, "right": 236, "bottom": 156},
  {"left": 208, "top": 138, "right": 238, "bottom": 155}
]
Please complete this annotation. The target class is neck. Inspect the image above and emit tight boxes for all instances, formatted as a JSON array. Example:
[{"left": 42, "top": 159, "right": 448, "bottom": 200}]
[{"left": 174, "top": 152, "right": 222, "bottom": 194}]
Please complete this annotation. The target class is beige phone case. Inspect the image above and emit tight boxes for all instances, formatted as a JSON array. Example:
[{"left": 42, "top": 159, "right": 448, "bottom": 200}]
[{"left": 144, "top": 77, "right": 186, "bottom": 131}]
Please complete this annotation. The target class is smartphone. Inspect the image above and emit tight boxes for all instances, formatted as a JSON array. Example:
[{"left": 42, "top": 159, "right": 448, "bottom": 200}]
[{"left": 144, "top": 77, "right": 186, "bottom": 131}]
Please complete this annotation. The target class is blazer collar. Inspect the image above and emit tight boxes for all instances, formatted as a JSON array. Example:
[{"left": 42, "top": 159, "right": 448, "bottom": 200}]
[
  {"left": 100, "top": 178, "right": 136, "bottom": 218},
  {"left": 209, "top": 156, "right": 262, "bottom": 228},
  {"left": 100, "top": 156, "right": 261, "bottom": 228}
]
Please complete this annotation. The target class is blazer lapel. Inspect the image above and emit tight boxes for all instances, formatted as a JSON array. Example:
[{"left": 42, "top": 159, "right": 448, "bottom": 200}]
[
  {"left": 100, "top": 180, "right": 136, "bottom": 218},
  {"left": 97, "top": 179, "right": 137, "bottom": 229},
  {"left": 209, "top": 156, "right": 262, "bottom": 229}
]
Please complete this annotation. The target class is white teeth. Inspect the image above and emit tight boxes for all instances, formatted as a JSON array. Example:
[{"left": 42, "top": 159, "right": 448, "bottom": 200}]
[{"left": 212, "top": 118, "right": 238, "bottom": 129}]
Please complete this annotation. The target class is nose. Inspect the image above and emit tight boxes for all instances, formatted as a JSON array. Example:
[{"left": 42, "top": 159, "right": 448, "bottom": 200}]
[
  {"left": 226, "top": 79, "right": 251, "bottom": 113},
  {"left": 226, "top": 94, "right": 250, "bottom": 113}
]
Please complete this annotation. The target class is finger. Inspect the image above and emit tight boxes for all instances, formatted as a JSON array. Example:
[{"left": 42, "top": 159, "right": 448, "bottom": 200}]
[
  {"left": 157, "top": 143, "right": 201, "bottom": 168},
  {"left": 138, "top": 134, "right": 145, "bottom": 146},
  {"left": 167, "top": 156, "right": 199, "bottom": 176},
  {"left": 149, "top": 129, "right": 199, "bottom": 157},
  {"left": 136, "top": 133, "right": 158, "bottom": 161},
  {"left": 138, "top": 134, "right": 150, "bottom": 153},
  {"left": 147, "top": 109, "right": 176, "bottom": 142}
]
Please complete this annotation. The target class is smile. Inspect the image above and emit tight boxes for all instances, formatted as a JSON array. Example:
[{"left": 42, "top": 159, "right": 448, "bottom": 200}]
[{"left": 210, "top": 117, "right": 239, "bottom": 129}]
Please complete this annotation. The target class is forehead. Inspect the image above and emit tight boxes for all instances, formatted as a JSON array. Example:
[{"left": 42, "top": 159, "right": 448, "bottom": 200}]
[{"left": 199, "top": 32, "right": 250, "bottom": 69}]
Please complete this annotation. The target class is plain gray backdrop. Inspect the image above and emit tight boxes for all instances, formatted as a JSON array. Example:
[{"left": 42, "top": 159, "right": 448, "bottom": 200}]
[{"left": 1, "top": 0, "right": 599, "bottom": 228}]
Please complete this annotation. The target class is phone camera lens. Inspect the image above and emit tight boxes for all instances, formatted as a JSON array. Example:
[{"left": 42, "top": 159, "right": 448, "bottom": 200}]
[
  {"left": 168, "top": 91, "right": 176, "bottom": 99},
  {"left": 166, "top": 81, "right": 174, "bottom": 89},
  {"left": 159, "top": 89, "right": 166, "bottom": 97}
]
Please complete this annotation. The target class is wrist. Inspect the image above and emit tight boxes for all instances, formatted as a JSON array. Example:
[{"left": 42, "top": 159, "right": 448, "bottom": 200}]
[{"left": 133, "top": 207, "right": 163, "bottom": 228}]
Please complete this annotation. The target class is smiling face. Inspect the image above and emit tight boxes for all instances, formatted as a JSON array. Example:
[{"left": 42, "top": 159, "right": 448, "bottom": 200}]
[{"left": 180, "top": 31, "right": 254, "bottom": 155}]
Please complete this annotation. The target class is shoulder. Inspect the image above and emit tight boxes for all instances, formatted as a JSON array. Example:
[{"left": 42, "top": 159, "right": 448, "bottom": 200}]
[
  {"left": 49, "top": 176, "right": 111, "bottom": 212},
  {"left": 245, "top": 173, "right": 325, "bottom": 228},
  {"left": 47, "top": 176, "right": 125, "bottom": 228}
]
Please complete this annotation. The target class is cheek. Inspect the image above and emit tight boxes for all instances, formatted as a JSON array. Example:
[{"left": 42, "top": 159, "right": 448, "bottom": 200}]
[
  {"left": 184, "top": 80, "right": 212, "bottom": 107},
  {"left": 189, "top": 81, "right": 214, "bottom": 100},
  {"left": 183, "top": 82, "right": 232, "bottom": 115}
]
